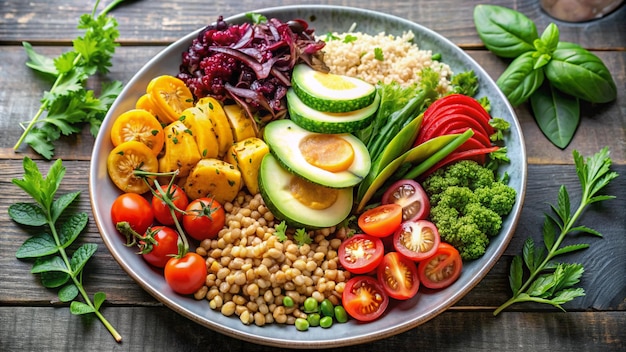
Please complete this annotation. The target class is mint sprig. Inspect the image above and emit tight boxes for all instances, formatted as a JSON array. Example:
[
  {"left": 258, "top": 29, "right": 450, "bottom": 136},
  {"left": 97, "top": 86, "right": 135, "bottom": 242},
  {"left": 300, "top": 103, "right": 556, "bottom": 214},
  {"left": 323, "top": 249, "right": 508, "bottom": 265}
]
[
  {"left": 8, "top": 157, "right": 122, "bottom": 342},
  {"left": 494, "top": 147, "right": 618, "bottom": 315}
]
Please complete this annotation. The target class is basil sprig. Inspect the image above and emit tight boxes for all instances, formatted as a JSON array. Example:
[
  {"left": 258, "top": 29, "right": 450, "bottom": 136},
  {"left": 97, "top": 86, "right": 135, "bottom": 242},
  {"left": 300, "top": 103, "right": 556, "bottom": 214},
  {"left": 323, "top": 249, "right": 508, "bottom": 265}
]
[{"left": 473, "top": 5, "right": 617, "bottom": 149}]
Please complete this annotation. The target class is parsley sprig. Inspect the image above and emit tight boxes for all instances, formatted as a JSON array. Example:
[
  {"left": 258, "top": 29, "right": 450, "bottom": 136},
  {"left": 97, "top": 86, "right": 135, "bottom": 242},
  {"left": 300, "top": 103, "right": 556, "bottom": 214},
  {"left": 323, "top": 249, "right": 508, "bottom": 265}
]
[
  {"left": 8, "top": 157, "right": 122, "bottom": 342},
  {"left": 494, "top": 147, "right": 618, "bottom": 315},
  {"left": 14, "top": 0, "right": 126, "bottom": 159}
]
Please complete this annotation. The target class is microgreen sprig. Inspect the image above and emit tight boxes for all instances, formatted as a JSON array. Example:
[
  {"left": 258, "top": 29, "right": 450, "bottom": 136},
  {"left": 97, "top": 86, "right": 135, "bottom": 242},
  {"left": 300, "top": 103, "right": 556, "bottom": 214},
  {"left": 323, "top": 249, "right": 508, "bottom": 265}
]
[
  {"left": 8, "top": 157, "right": 122, "bottom": 342},
  {"left": 494, "top": 147, "right": 618, "bottom": 315}
]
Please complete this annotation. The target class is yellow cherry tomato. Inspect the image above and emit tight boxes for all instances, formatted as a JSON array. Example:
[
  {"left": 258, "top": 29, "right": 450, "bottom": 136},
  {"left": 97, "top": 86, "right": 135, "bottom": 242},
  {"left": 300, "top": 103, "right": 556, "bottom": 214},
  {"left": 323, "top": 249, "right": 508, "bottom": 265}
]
[
  {"left": 110, "top": 109, "right": 164, "bottom": 156},
  {"left": 147, "top": 75, "right": 194, "bottom": 124},
  {"left": 107, "top": 140, "right": 158, "bottom": 194}
]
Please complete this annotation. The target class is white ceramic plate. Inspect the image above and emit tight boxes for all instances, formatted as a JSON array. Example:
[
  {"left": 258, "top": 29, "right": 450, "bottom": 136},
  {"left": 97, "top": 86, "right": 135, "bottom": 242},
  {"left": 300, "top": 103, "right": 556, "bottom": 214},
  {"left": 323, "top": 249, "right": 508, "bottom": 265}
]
[{"left": 90, "top": 5, "right": 527, "bottom": 348}]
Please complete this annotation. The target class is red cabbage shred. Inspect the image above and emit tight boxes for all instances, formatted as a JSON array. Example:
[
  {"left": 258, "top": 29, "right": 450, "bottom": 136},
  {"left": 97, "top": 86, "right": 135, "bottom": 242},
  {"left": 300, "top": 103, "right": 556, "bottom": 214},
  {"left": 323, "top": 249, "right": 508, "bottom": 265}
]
[{"left": 177, "top": 16, "right": 326, "bottom": 122}]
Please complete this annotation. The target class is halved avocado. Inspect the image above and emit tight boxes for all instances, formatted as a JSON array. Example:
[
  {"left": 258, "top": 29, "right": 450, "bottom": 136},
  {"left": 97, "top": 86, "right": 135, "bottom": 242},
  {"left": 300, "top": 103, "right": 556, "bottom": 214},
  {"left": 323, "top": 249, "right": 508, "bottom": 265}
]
[
  {"left": 263, "top": 119, "right": 371, "bottom": 188},
  {"left": 258, "top": 154, "right": 353, "bottom": 229}
]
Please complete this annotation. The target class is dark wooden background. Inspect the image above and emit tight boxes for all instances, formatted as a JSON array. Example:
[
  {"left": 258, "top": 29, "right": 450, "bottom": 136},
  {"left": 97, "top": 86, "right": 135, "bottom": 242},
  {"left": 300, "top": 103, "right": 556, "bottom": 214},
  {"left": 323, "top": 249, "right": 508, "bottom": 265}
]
[{"left": 0, "top": 0, "right": 624, "bottom": 351}]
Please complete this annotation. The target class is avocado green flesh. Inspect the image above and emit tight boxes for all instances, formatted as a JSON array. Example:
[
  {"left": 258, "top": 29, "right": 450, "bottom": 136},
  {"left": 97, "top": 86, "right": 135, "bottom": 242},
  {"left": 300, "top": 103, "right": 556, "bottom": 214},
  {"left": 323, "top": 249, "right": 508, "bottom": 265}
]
[
  {"left": 287, "top": 88, "right": 380, "bottom": 134},
  {"left": 263, "top": 119, "right": 371, "bottom": 188},
  {"left": 258, "top": 154, "right": 353, "bottom": 229},
  {"left": 291, "top": 64, "right": 376, "bottom": 113}
]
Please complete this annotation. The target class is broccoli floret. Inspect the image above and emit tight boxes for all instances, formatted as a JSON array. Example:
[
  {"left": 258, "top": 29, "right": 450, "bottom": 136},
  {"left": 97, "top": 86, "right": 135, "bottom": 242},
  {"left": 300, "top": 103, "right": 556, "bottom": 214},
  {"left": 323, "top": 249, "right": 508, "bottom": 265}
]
[{"left": 423, "top": 160, "right": 517, "bottom": 260}]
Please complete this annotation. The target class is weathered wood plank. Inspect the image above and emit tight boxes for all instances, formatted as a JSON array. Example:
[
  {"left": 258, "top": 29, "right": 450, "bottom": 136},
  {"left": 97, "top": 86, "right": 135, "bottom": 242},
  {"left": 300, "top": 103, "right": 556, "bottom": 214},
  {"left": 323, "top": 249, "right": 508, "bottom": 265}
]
[
  {"left": 1, "top": 46, "right": 624, "bottom": 163},
  {"left": 0, "top": 307, "right": 623, "bottom": 351},
  {"left": 1, "top": 0, "right": 624, "bottom": 49}
]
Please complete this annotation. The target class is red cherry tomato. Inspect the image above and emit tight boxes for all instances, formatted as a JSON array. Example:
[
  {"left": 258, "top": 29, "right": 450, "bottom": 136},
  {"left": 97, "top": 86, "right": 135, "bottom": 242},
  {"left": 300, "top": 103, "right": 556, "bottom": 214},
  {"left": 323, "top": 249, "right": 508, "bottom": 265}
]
[
  {"left": 182, "top": 198, "right": 226, "bottom": 241},
  {"left": 164, "top": 252, "right": 207, "bottom": 295},
  {"left": 358, "top": 203, "right": 403, "bottom": 238},
  {"left": 151, "top": 184, "right": 189, "bottom": 226},
  {"left": 382, "top": 179, "right": 430, "bottom": 222},
  {"left": 338, "top": 234, "right": 385, "bottom": 274},
  {"left": 377, "top": 252, "right": 420, "bottom": 300},
  {"left": 393, "top": 219, "right": 440, "bottom": 261},
  {"left": 343, "top": 275, "right": 389, "bottom": 322},
  {"left": 142, "top": 226, "right": 179, "bottom": 268},
  {"left": 111, "top": 193, "right": 154, "bottom": 235},
  {"left": 418, "top": 242, "right": 462, "bottom": 289}
]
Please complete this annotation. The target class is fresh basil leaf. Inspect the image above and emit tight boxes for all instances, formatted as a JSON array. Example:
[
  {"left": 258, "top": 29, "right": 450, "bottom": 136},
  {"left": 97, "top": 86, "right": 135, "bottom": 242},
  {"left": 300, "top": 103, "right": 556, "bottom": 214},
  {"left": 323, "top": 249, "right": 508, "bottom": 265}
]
[
  {"left": 530, "top": 81, "right": 580, "bottom": 149},
  {"left": 545, "top": 46, "right": 617, "bottom": 103},
  {"left": 16, "top": 233, "right": 58, "bottom": 258},
  {"left": 535, "top": 23, "right": 559, "bottom": 56},
  {"left": 473, "top": 4, "right": 538, "bottom": 58},
  {"left": 497, "top": 51, "right": 544, "bottom": 106}
]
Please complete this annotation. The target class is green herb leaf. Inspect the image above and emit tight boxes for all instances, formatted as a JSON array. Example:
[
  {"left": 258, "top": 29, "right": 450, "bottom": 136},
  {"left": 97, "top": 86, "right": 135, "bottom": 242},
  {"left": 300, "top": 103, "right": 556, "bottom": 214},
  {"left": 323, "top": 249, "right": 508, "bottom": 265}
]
[
  {"left": 94, "top": 292, "right": 107, "bottom": 310},
  {"left": 294, "top": 228, "right": 312, "bottom": 247},
  {"left": 374, "top": 47, "right": 384, "bottom": 61},
  {"left": 70, "top": 243, "right": 98, "bottom": 273},
  {"left": 545, "top": 43, "right": 617, "bottom": 103},
  {"left": 51, "top": 191, "right": 81, "bottom": 222},
  {"left": 59, "top": 212, "right": 89, "bottom": 248},
  {"left": 530, "top": 81, "right": 580, "bottom": 149},
  {"left": 245, "top": 12, "right": 267, "bottom": 24},
  {"left": 70, "top": 301, "right": 96, "bottom": 315},
  {"left": 22, "top": 41, "right": 58, "bottom": 77},
  {"left": 32, "top": 256, "right": 69, "bottom": 274},
  {"left": 496, "top": 51, "right": 545, "bottom": 106},
  {"left": 473, "top": 4, "right": 538, "bottom": 58},
  {"left": 509, "top": 255, "right": 523, "bottom": 295},
  {"left": 343, "top": 34, "right": 357, "bottom": 43},
  {"left": 40, "top": 271, "right": 70, "bottom": 288},
  {"left": 59, "top": 284, "right": 79, "bottom": 302},
  {"left": 16, "top": 233, "right": 58, "bottom": 258},
  {"left": 275, "top": 221, "right": 288, "bottom": 242},
  {"left": 8, "top": 202, "right": 48, "bottom": 226}
]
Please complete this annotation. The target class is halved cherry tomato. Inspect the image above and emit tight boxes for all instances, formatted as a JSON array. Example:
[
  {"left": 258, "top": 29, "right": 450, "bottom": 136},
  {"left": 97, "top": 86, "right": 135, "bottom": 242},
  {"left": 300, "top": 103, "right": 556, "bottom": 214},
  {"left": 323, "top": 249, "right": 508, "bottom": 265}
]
[
  {"left": 152, "top": 184, "right": 189, "bottom": 226},
  {"left": 164, "top": 252, "right": 207, "bottom": 295},
  {"left": 382, "top": 179, "right": 430, "bottom": 222},
  {"left": 182, "top": 197, "right": 226, "bottom": 241},
  {"left": 342, "top": 275, "right": 389, "bottom": 322},
  {"left": 377, "top": 252, "right": 420, "bottom": 300},
  {"left": 357, "top": 203, "right": 403, "bottom": 237},
  {"left": 418, "top": 242, "right": 462, "bottom": 289},
  {"left": 338, "top": 234, "right": 384, "bottom": 274},
  {"left": 393, "top": 219, "right": 440, "bottom": 261},
  {"left": 141, "top": 226, "right": 179, "bottom": 268},
  {"left": 147, "top": 75, "right": 194, "bottom": 124},
  {"left": 111, "top": 193, "right": 154, "bottom": 235},
  {"left": 110, "top": 109, "right": 165, "bottom": 155},
  {"left": 107, "top": 140, "right": 158, "bottom": 194}
]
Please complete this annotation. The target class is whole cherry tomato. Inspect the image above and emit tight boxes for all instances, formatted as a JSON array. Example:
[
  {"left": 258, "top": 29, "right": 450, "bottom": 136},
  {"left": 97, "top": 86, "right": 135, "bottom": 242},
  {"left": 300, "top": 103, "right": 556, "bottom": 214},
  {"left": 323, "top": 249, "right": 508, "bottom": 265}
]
[
  {"left": 141, "top": 226, "right": 179, "bottom": 268},
  {"left": 111, "top": 193, "right": 154, "bottom": 235},
  {"left": 164, "top": 252, "right": 207, "bottom": 295},
  {"left": 151, "top": 184, "right": 189, "bottom": 225},
  {"left": 182, "top": 198, "right": 225, "bottom": 241}
]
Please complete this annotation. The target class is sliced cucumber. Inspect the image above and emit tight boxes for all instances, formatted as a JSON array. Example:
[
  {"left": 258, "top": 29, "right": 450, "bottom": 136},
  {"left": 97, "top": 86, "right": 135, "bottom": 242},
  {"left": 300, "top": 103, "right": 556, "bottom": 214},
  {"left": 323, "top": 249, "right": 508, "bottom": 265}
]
[
  {"left": 291, "top": 64, "right": 377, "bottom": 113},
  {"left": 287, "top": 88, "right": 379, "bottom": 134}
]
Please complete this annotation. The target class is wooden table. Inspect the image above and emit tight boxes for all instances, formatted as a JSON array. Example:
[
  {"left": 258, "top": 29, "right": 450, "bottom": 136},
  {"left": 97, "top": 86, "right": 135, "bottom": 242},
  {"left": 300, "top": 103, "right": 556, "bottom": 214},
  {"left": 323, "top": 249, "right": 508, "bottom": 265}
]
[{"left": 1, "top": 0, "right": 624, "bottom": 350}]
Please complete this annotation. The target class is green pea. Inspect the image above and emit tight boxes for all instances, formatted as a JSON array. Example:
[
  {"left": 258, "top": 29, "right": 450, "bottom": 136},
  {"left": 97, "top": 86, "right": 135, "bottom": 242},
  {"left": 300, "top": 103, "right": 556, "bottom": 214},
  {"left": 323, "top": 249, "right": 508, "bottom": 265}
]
[
  {"left": 295, "top": 317, "right": 309, "bottom": 331},
  {"left": 307, "top": 313, "right": 321, "bottom": 327},
  {"left": 303, "top": 297, "right": 319, "bottom": 313},
  {"left": 319, "top": 316, "right": 333, "bottom": 328},
  {"left": 320, "top": 299, "right": 334, "bottom": 317},
  {"left": 283, "top": 296, "right": 294, "bottom": 307},
  {"left": 334, "top": 305, "right": 348, "bottom": 323}
]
